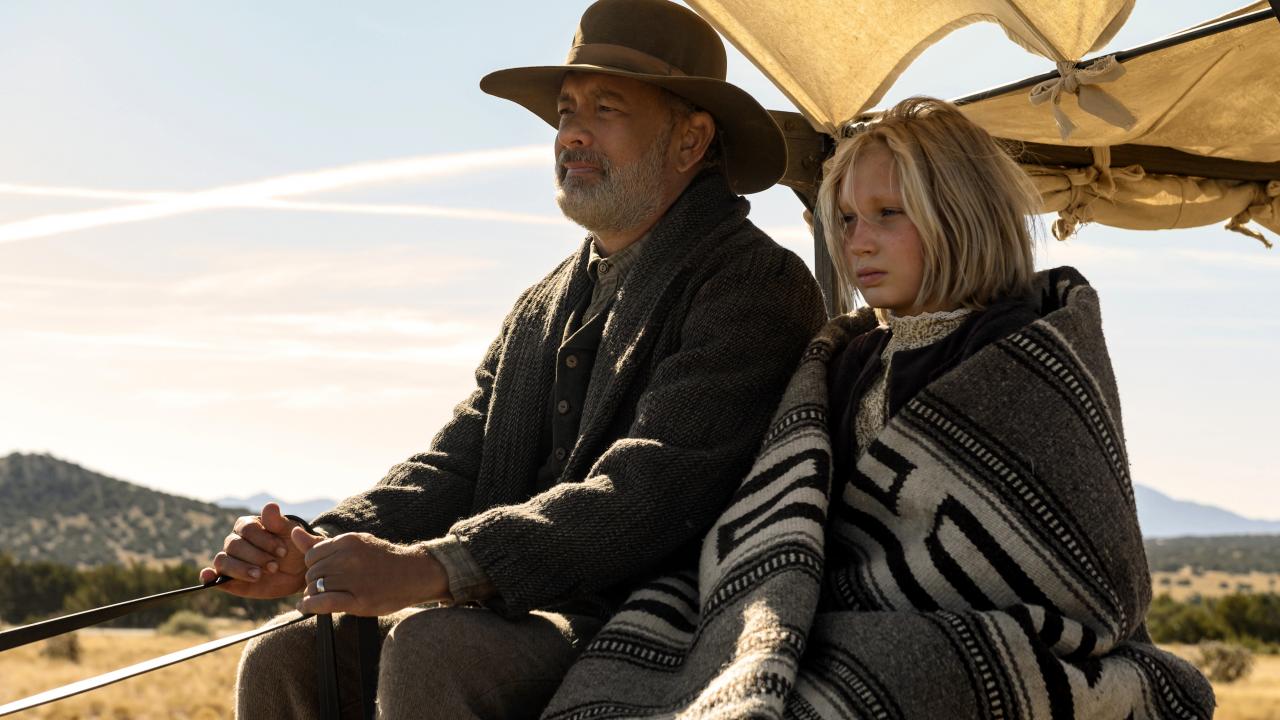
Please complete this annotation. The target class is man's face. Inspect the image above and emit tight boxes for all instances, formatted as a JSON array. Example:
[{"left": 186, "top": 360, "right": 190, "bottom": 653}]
[{"left": 554, "top": 72, "right": 679, "bottom": 235}]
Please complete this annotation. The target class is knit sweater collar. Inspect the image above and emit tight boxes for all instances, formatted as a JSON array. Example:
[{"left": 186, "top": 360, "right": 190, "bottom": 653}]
[{"left": 882, "top": 307, "right": 973, "bottom": 356}]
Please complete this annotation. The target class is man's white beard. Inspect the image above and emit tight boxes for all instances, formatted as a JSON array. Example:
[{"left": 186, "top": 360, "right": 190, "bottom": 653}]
[{"left": 555, "top": 125, "right": 671, "bottom": 236}]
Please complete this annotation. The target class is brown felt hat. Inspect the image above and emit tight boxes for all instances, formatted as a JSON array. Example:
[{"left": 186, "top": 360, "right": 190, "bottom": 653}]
[{"left": 480, "top": 0, "right": 786, "bottom": 195}]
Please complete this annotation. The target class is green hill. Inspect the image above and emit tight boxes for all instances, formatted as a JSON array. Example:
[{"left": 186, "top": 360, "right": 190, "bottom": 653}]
[{"left": 0, "top": 452, "right": 248, "bottom": 567}]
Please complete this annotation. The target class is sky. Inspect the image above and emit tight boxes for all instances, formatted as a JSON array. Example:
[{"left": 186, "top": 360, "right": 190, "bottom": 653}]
[{"left": 1, "top": 1, "right": 1275, "bottom": 520}]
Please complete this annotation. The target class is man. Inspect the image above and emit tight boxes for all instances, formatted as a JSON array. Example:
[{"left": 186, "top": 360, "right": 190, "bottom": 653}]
[{"left": 202, "top": 0, "right": 826, "bottom": 717}]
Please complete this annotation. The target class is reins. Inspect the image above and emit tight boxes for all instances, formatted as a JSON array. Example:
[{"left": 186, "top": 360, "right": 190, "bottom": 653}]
[
  {"left": 0, "top": 515, "right": 372, "bottom": 719},
  {"left": 0, "top": 608, "right": 310, "bottom": 716},
  {"left": 0, "top": 576, "right": 233, "bottom": 653}
]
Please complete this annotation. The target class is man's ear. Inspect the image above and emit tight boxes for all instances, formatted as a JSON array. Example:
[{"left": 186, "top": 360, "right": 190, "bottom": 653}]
[{"left": 674, "top": 111, "right": 716, "bottom": 174}]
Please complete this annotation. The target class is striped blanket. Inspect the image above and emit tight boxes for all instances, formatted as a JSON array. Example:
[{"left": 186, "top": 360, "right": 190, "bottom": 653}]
[{"left": 543, "top": 267, "right": 1214, "bottom": 719}]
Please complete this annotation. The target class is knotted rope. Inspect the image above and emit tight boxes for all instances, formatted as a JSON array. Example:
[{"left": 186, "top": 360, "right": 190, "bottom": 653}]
[{"left": 1029, "top": 55, "right": 1137, "bottom": 140}]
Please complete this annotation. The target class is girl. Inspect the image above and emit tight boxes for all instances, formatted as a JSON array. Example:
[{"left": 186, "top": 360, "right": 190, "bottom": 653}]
[{"left": 543, "top": 97, "right": 1215, "bottom": 719}]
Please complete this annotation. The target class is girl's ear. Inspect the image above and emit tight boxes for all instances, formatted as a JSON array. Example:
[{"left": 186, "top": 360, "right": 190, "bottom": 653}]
[{"left": 674, "top": 111, "right": 715, "bottom": 174}]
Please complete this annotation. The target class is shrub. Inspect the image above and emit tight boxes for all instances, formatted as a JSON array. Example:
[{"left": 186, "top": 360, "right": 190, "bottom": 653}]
[
  {"left": 1147, "top": 595, "right": 1228, "bottom": 644},
  {"left": 159, "top": 610, "right": 211, "bottom": 636},
  {"left": 1196, "top": 641, "right": 1254, "bottom": 683},
  {"left": 39, "top": 632, "right": 80, "bottom": 663}
]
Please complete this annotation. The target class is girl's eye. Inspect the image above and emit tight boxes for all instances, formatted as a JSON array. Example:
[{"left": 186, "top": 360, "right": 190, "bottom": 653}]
[
  {"left": 557, "top": 107, "right": 572, "bottom": 116},
  {"left": 880, "top": 208, "right": 902, "bottom": 218},
  {"left": 841, "top": 214, "right": 858, "bottom": 226}
]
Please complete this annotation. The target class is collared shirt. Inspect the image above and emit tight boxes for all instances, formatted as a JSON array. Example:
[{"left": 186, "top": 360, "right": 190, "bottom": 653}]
[
  {"left": 425, "top": 534, "right": 495, "bottom": 603},
  {"left": 583, "top": 234, "right": 647, "bottom": 325}
]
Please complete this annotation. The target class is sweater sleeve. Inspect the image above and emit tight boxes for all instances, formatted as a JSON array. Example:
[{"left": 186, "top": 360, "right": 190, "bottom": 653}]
[
  {"left": 451, "top": 247, "right": 828, "bottom": 615},
  {"left": 309, "top": 316, "right": 508, "bottom": 543}
]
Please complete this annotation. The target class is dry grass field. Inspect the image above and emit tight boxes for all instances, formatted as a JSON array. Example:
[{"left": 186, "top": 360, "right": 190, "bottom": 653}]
[
  {"left": 1163, "top": 645, "right": 1280, "bottom": 720},
  {"left": 0, "top": 620, "right": 249, "bottom": 719},
  {"left": 1152, "top": 568, "right": 1280, "bottom": 601},
  {"left": 4, "top": 625, "right": 1280, "bottom": 717}
]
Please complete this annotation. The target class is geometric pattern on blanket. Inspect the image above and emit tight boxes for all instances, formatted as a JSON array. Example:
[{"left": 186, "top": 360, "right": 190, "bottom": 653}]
[{"left": 542, "top": 267, "right": 1214, "bottom": 719}]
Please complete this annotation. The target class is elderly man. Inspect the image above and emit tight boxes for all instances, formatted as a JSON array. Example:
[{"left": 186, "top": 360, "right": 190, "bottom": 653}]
[{"left": 202, "top": 0, "right": 826, "bottom": 717}]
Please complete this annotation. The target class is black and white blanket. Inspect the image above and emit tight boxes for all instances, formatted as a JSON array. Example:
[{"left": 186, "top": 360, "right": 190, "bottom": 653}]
[{"left": 543, "top": 267, "right": 1214, "bottom": 719}]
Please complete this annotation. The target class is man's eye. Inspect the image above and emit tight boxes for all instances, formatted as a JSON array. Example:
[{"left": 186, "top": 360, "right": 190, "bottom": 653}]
[
  {"left": 598, "top": 104, "right": 616, "bottom": 113},
  {"left": 557, "top": 107, "right": 572, "bottom": 116}
]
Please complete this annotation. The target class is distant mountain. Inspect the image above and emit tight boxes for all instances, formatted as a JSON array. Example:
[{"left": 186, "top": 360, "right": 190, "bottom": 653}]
[
  {"left": 0, "top": 452, "right": 242, "bottom": 567},
  {"left": 5, "top": 450, "right": 1277, "bottom": 571},
  {"left": 214, "top": 493, "right": 337, "bottom": 523},
  {"left": 219, "top": 485, "right": 1278, "bottom": 539},
  {"left": 1135, "top": 484, "right": 1280, "bottom": 538}
]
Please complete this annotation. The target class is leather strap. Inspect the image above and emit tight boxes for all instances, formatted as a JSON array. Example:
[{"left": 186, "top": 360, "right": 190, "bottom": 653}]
[
  {"left": 0, "top": 613, "right": 309, "bottom": 717},
  {"left": 286, "top": 514, "right": 342, "bottom": 720},
  {"left": 316, "top": 614, "right": 341, "bottom": 719},
  {"left": 357, "top": 616, "right": 381, "bottom": 720}
]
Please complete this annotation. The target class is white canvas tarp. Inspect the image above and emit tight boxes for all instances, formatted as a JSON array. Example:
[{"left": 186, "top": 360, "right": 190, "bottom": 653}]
[
  {"left": 689, "top": 0, "right": 1279, "bottom": 244},
  {"left": 687, "top": 0, "right": 1137, "bottom": 133}
]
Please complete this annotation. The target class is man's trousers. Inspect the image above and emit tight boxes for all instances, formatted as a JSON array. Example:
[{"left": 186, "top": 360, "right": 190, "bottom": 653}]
[{"left": 235, "top": 605, "right": 602, "bottom": 719}]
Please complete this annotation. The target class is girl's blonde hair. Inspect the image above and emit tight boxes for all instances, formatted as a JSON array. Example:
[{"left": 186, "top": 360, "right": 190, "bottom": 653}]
[{"left": 816, "top": 97, "right": 1040, "bottom": 315}]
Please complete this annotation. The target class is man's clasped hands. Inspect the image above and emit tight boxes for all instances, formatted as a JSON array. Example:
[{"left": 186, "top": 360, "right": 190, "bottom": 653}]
[{"left": 198, "top": 502, "right": 451, "bottom": 618}]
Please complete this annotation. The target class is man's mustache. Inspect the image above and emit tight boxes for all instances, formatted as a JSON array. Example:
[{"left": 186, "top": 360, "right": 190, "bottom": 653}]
[{"left": 557, "top": 149, "right": 612, "bottom": 181}]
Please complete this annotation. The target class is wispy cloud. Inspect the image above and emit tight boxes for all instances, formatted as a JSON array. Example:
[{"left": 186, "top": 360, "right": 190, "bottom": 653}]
[
  {"left": 0, "top": 273, "right": 149, "bottom": 291},
  {"left": 0, "top": 252, "right": 498, "bottom": 298},
  {"left": 264, "top": 385, "right": 439, "bottom": 410},
  {"left": 137, "top": 384, "right": 443, "bottom": 410},
  {"left": 1174, "top": 248, "right": 1280, "bottom": 269},
  {"left": 26, "top": 330, "right": 223, "bottom": 352},
  {"left": 0, "top": 145, "right": 553, "bottom": 244},
  {"left": 170, "top": 253, "right": 496, "bottom": 297},
  {"left": 248, "top": 310, "right": 479, "bottom": 339},
  {"left": 24, "top": 327, "right": 490, "bottom": 366},
  {"left": 0, "top": 184, "right": 568, "bottom": 226}
]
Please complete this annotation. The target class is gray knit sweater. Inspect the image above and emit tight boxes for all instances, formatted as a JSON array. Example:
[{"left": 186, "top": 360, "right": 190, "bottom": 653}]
[{"left": 312, "top": 172, "right": 828, "bottom": 616}]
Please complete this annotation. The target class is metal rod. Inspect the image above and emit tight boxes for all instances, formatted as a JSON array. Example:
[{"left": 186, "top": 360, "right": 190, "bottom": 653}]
[{"left": 952, "top": 8, "right": 1276, "bottom": 107}]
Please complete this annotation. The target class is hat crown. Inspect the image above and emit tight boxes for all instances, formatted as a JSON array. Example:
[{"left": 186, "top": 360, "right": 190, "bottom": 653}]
[{"left": 571, "top": 0, "right": 727, "bottom": 80}]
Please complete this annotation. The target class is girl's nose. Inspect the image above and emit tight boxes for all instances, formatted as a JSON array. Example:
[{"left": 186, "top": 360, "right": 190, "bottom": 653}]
[{"left": 844, "top": 220, "right": 874, "bottom": 255}]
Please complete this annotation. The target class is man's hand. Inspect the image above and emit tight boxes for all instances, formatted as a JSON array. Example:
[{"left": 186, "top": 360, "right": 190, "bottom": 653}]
[
  {"left": 292, "top": 528, "right": 451, "bottom": 617},
  {"left": 199, "top": 502, "right": 307, "bottom": 599}
]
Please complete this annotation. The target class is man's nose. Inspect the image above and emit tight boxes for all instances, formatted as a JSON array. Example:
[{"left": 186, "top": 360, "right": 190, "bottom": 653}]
[{"left": 556, "top": 114, "right": 592, "bottom": 148}]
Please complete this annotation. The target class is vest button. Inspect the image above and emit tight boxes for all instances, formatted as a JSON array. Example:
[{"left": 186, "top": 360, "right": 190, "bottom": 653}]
[
  {"left": 554, "top": 447, "right": 567, "bottom": 461},
  {"left": 565, "top": 354, "right": 578, "bottom": 369},
  {"left": 557, "top": 400, "right": 570, "bottom": 414}
]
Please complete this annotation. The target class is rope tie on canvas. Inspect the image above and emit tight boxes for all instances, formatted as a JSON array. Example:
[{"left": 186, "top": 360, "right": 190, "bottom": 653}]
[
  {"left": 1225, "top": 179, "right": 1280, "bottom": 248},
  {"left": 1029, "top": 55, "right": 1137, "bottom": 140},
  {"left": 1051, "top": 146, "right": 1144, "bottom": 240}
]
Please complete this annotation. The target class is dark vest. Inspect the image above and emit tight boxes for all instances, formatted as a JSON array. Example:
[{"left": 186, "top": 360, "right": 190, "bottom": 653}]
[{"left": 536, "top": 290, "right": 610, "bottom": 491}]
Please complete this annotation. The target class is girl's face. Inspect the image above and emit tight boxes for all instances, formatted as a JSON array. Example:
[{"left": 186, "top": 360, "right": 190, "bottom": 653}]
[{"left": 837, "top": 143, "right": 934, "bottom": 317}]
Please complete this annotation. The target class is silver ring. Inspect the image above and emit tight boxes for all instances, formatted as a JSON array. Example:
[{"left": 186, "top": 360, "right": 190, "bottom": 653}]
[{"left": 316, "top": 577, "right": 326, "bottom": 593}]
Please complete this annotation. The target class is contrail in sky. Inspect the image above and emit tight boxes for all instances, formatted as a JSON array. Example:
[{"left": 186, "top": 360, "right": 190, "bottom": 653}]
[
  {"left": 0, "top": 145, "right": 556, "bottom": 244},
  {"left": 0, "top": 187, "right": 568, "bottom": 226}
]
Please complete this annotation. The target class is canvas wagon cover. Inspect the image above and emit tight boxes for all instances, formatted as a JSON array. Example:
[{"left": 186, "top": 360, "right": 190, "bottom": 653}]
[{"left": 689, "top": 0, "right": 1280, "bottom": 243}]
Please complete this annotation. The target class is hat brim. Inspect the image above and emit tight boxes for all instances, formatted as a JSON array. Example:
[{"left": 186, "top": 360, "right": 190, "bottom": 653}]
[{"left": 481, "top": 65, "right": 786, "bottom": 195}]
